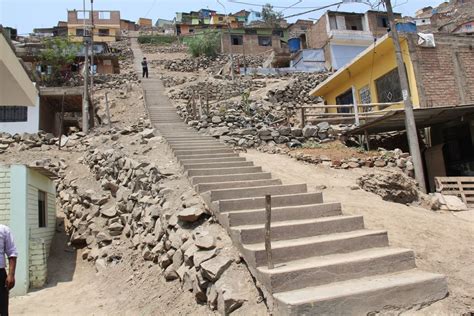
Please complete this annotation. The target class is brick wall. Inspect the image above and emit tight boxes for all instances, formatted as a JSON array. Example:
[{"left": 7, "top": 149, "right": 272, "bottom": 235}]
[
  {"left": 307, "top": 15, "right": 328, "bottom": 49},
  {"left": 68, "top": 10, "right": 121, "bottom": 26},
  {"left": 409, "top": 34, "right": 474, "bottom": 107},
  {"left": 221, "top": 34, "right": 281, "bottom": 55},
  {"left": 366, "top": 12, "right": 402, "bottom": 38},
  {"left": 0, "top": 166, "right": 11, "bottom": 225},
  {"left": 29, "top": 238, "right": 47, "bottom": 288}
]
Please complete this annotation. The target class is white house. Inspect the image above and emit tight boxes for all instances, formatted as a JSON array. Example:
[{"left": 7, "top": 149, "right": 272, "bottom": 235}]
[
  {"left": 0, "top": 164, "right": 57, "bottom": 296},
  {"left": 0, "top": 27, "right": 40, "bottom": 135}
]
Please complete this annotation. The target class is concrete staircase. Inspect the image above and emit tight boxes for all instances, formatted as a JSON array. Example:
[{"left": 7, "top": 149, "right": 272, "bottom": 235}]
[{"left": 133, "top": 42, "right": 448, "bottom": 314}]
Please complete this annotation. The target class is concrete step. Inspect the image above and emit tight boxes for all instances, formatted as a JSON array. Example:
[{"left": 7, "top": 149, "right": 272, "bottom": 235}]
[
  {"left": 181, "top": 157, "right": 246, "bottom": 165},
  {"left": 214, "top": 192, "right": 323, "bottom": 213},
  {"left": 169, "top": 143, "right": 222, "bottom": 148},
  {"left": 191, "top": 172, "right": 273, "bottom": 185},
  {"left": 178, "top": 153, "right": 240, "bottom": 160},
  {"left": 196, "top": 179, "right": 282, "bottom": 193},
  {"left": 273, "top": 269, "right": 448, "bottom": 316},
  {"left": 173, "top": 146, "right": 229, "bottom": 152},
  {"left": 175, "top": 148, "right": 235, "bottom": 156},
  {"left": 257, "top": 247, "right": 416, "bottom": 293},
  {"left": 232, "top": 215, "right": 364, "bottom": 244},
  {"left": 183, "top": 161, "right": 254, "bottom": 171},
  {"left": 242, "top": 229, "right": 388, "bottom": 267},
  {"left": 223, "top": 203, "right": 342, "bottom": 227},
  {"left": 187, "top": 166, "right": 262, "bottom": 177},
  {"left": 203, "top": 184, "right": 308, "bottom": 203}
]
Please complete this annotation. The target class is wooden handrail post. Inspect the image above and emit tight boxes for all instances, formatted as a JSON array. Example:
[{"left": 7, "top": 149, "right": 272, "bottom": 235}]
[
  {"left": 300, "top": 108, "right": 306, "bottom": 128},
  {"left": 265, "top": 194, "right": 274, "bottom": 269},
  {"left": 105, "top": 92, "right": 112, "bottom": 128},
  {"left": 192, "top": 90, "right": 197, "bottom": 120}
]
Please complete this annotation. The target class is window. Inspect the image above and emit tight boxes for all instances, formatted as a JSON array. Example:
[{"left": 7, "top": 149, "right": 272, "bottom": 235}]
[
  {"left": 76, "top": 29, "right": 84, "bottom": 36},
  {"left": 377, "top": 16, "right": 389, "bottom": 28},
  {"left": 189, "top": 28, "right": 195, "bottom": 33},
  {"left": 272, "top": 30, "right": 284, "bottom": 37},
  {"left": 335, "top": 89, "right": 353, "bottom": 113},
  {"left": 0, "top": 106, "right": 27, "bottom": 122},
  {"left": 77, "top": 11, "right": 89, "bottom": 20},
  {"left": 375, "top": 68, "right": 403, "bottom": 103},
  {"left": 231, "top": 35, "right": 243, "bottom": 45},
  {"left": 258, "top": 36, "right": 272, "bottom": 46},
  {"left": 255, "top": 12, "right": 261, "bottom": 18},
  {"left": 98, "top": 29, "right": 110, "bottom": 36},
  {"left": 99, "top": 11, "right": 111, "bottom": 19},
  {"left": 218, "top": 17, "right": 224, "bottom": 21},
  {"left": 38, "top": 190, "right": 47, "bottom": 228}
]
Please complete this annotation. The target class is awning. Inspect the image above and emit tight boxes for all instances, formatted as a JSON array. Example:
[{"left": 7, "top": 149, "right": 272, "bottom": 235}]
[{"left": 347, "top": 104, "right": 474, "bottom": 135}]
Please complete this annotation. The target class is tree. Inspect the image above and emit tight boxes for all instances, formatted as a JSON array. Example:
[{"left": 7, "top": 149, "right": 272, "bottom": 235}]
[
  {"left": 39, "top": 37, "right": 80, "bottom": 85},
  {"left": 261, "top": 3, "right": 283, "bottom": 27}
]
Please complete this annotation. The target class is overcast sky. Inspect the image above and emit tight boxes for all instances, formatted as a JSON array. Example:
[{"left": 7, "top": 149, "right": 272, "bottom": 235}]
[{"left": 1, "top": 0, "right": 446, "bottom": 34}]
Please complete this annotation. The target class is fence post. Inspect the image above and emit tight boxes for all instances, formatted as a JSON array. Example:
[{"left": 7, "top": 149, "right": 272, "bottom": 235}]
[
  {"left": 265, "top": 194, "right": 274, "bottom": 269},
  {"left": 351, "top": 86, "right": 360, "bottom": 126},
  {"left": 105, "top": 92, "right": 112, "bottom": 128},
  {"left": 192, "top": 90, "right": 197, "bottom": 120},
  {"left": 300, "top": 108, "right": 306, "bottom": 128},
  {"left": 206, "top": 84, "right": 210, "bottom": 115}
]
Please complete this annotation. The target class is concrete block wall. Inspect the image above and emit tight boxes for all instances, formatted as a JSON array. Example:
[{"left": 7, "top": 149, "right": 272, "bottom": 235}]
[
  {"left": 307, "top": 15, "right": 328, "bottom": 49},
  {"left": 0, "top": 166, "right": 11, "bottom": 224},
  {"left": 29, "top": 238, "right": 47, "bottom": 288},
  {"left": 221, "top": 34, "right": 281, "bottom": 55}
]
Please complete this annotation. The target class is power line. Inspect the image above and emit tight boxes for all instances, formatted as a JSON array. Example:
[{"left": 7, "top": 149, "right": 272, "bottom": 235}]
[
  {"left": 227, "top": 0, "right": 341, "bottom": 10},
  {"left": 283, "top": 2, "right": 344, "bottom": 19}
]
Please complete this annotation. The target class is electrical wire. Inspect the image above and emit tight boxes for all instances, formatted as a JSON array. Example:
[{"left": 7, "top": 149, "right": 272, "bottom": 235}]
[
  {"left": 143, "top": 0, "right": 158, "bottom": 18},
  {"left": 227, "top": 0, "right": 342, "bottom": 10},
  {"left": 283, "top": 2, "right": 344, "bottom": 19}
]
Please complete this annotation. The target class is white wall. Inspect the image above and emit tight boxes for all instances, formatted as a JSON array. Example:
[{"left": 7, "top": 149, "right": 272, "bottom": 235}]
[
  {"left": 0, "top": 166, "right": 11, "bottom": 224},
  {"left": 0, "top": 96, "right": 40, "bottom": 135}
]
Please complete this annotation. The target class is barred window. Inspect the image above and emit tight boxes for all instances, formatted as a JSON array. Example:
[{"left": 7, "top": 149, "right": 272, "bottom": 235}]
[{"left": 0, "top": 106, "right": 28, "bottom": 122}]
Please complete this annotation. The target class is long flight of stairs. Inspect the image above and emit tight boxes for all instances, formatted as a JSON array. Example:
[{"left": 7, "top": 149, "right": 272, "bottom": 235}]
[{"left": 133, "top": 41, "right": 448, "bottom": 314}]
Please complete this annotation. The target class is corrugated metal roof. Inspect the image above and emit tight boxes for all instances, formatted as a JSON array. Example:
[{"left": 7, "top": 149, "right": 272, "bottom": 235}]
[{"left": 347, "top": 104, "right": 474, "bottom": 135}]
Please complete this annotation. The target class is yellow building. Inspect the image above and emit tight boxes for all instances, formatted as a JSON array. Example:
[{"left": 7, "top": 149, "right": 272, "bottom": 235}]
[
  {"left": 67, "top": 10, "right": 121, "bottom": 43},
  {"left": 310, "top": 33, "right": 419, "bottom": 112}
]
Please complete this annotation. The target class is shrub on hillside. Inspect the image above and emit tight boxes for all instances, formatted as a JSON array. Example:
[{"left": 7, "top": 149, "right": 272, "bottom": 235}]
[{"left": 187, "top": 31, "right": 220, "bottom": 58}]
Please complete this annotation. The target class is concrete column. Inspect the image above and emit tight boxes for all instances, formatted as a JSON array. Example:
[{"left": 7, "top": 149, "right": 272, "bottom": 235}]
[{"left": 9, "top": 165, "right": 29, "bottom": 296}]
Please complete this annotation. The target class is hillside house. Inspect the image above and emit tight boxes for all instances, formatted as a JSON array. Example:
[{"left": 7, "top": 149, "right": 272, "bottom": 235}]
[
  {"left": 307, "top": 10, "right": 402, "bottom": 70},
  {"left": 0, "top": 28, "right": 39, "bottom": 135},
  {"left": 221, "top": 27, "right": 288, "bottom": 55},
  {"left": 68, "top": 10, "right": 121, "bottom": 43},
  {"left": 0, "top": 165, "right": 57, "bottom": 296},
  {"left": 310, "top": 33, "right": 474, "bottom": 191}
]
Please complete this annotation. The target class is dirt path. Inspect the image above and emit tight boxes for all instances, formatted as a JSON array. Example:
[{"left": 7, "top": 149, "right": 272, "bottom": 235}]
[{"left": 243, "top": 149, "right": 474, "bottom": 315}]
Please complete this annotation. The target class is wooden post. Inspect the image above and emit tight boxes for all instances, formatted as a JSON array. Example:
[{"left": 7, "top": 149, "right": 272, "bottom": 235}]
[
  {"left": 351, "top": 86, "right": 360, "bottom": 126},
  {"left": 206, "top": 84, "right": 210, "bottom": 115},
  {"left": 300, "top": 108, "right": 306, "bottom": 128},
  {"left": 265, "top": 194, "right": 274, "bottom": 270},
  {"left": 58, "top": 92, "right": 66, "bottom": 150},
  {"left": 105, "top": 92, "right": 112, "bottom": 128},
  {"left": 364, "top": 130, "right": 370, "bottom": 151},
  {"left": 192, "top": 90, "right": 197, "bottom": 120}
]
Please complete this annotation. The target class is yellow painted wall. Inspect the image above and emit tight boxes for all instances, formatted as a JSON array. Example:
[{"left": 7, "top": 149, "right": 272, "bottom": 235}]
[
  {"left": 320, "top": 38, "right": 419, "bottom": 112},
  {"left": 68, "top": 25, "right": 119, "bottom": 42}
]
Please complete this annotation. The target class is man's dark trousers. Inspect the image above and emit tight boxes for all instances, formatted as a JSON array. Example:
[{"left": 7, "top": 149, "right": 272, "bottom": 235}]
[
  {"left": 142, "top": 67, "right": 148, "bottom": 78},
  {"left": 0, "top": 268, "right": 8, "bottom": 316}
]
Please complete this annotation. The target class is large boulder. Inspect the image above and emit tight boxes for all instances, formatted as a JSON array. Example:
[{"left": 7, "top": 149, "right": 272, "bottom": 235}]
[{"left": 357, "top": 172, "right": 419, "bottom": 204}]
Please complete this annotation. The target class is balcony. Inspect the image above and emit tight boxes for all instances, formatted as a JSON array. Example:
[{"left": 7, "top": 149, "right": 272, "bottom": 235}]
[{"left": 328, "top": 29, "right": 374, "bottom": 44}]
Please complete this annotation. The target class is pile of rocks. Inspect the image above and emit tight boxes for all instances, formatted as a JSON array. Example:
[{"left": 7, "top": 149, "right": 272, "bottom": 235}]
[
  {"left": 169, "top": 79, "right": 266, "bottom": 101},
  {"left": 161, "top": 75, "right": 197, "bottom": 88},
  {"left": 291, "top": 148, "right": 415, "bottom": 176},
  {"left": 357, "top": 171, "right": 419, "bottom": 204},
  {"left": 266, "top": 73, "right": 329, "bottom": 107},
  {"left": 140, "top": 43, "right": 188, "bottom": 54},
  {"left": 0, "top": 131, "right": 78, "bottom": 153},
  {"left": 57, "top": 136, "right": 249, "bottom": 313}
]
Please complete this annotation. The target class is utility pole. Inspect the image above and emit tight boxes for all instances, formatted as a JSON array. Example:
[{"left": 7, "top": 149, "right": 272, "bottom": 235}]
[
  {"left": 89, "top": 0, "right": 95, "bottom": 128},
  {"left": 216, "top": 0, "right": 235, "bottom": 81},
  {"left": 385, "top": 0, "right": 426, "bottom": 192},
  {"left": 82, "top": 0, "right": 89, "bottom": 134}
]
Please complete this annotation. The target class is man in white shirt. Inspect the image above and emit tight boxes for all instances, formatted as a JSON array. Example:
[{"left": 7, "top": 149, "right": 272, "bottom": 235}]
[{"left": 0, "top": 224, "right": 17, "bottom": 316}]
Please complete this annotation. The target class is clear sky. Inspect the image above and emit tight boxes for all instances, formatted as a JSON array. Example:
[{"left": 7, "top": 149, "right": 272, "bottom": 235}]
[{"left": 1, "top": 0, "right": 446, "bottom": 34}]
